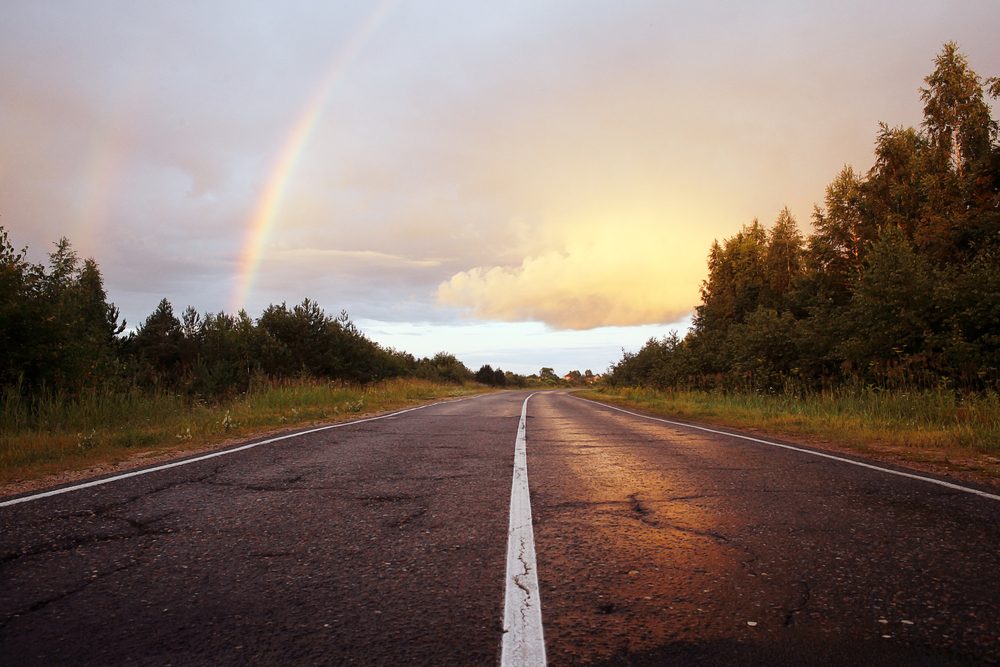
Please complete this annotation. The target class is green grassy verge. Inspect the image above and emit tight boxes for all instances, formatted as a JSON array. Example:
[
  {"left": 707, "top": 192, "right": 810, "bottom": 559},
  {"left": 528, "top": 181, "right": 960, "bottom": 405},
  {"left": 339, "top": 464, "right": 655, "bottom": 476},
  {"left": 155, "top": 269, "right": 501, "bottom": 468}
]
[
  {"left": 579, "top": 386, "right": 1000, "bottom": 474},
  {"left": 1, "top": 378, "right": 485, "bottom": 487}
]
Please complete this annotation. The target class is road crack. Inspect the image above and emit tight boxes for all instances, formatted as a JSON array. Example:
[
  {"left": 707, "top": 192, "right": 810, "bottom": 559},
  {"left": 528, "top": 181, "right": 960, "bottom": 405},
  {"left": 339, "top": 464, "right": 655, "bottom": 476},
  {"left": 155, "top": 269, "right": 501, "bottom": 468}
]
[
  {"left": 783, "top": 580, "right": 812, "bottom": 626},
  {"left": 0, "top": 560, "right": 140, "bottom": 632},
  {"left": 1, "top": 511, "right": 177, "bottom": 565},
  {"left": 626, "top": 492, "right": 731, "bottom": 543}
]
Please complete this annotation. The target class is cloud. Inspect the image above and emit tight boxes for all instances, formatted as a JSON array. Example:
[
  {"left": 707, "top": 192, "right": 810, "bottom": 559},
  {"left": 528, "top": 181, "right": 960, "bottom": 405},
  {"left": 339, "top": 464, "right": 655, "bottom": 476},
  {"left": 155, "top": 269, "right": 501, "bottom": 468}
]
[
  {"left": 437, "top": 215, "right": 707, "bottom": 329},
  {"left": 3, "top": 0, "right": 999, "bottom": 341},
  {"left": 356, "top": 318, "right": 692, "bottom": 376}
]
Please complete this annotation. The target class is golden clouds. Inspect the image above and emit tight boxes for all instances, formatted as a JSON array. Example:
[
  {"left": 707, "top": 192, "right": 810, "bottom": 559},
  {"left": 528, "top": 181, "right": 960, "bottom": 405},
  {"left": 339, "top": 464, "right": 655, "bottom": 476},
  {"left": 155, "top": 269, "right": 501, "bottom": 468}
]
[{"left": 437, "top": 213, "right": 709, "bottom": 330}]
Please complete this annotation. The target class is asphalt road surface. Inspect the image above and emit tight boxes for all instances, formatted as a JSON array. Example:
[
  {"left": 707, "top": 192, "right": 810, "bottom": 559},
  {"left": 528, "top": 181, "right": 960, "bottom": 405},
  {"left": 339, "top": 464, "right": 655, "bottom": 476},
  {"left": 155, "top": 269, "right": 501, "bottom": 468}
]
[{"left": 2, "top": 391, "right": 999, "bottom": 665}]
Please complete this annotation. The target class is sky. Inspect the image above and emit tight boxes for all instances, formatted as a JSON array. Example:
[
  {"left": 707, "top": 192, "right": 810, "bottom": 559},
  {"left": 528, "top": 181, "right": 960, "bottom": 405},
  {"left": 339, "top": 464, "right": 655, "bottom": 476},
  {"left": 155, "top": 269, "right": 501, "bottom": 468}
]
[{"left": 2, "top": 1, "right": 998, "bottom": 375}]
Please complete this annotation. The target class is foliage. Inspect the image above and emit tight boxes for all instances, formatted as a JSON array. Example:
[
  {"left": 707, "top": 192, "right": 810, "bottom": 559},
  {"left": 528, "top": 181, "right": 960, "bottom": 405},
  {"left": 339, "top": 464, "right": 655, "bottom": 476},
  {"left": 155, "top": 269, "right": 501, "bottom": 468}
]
[
  {"left": 0, "top": 378, "right": 480, "bottom": 484},
  {"left": 414, "top": 352, "right": 473, "bottom": 384},
  {"left": 537, "top": 367, "right": 561, "bottom": 386},
  {"left": 0, "top": 230, "right": 475, "bottom": 412},
  {"left": 1, "top": 233, "right": 124, "bottom": 397},
  {"left": 0, "top": 228, "right": 482, "bottom": 482},
  {"left": 584, "top": 386, "right": 1000, "bottom": 458},
  {"left": 607, "top": 42, "right": 1000, "bottom": 395},
  {"left": 475, "top": 363, "right": 512, "bottom": 387}
]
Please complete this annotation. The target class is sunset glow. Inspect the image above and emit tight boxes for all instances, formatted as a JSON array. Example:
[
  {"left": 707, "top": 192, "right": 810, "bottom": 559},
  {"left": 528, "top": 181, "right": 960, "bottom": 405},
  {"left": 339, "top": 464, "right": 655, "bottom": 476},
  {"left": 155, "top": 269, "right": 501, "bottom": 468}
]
[
  {"left": 439, "top": 208, "right": 711, "bottom": 329},
  {"left": 3, "top": 1, "right": 998, "bottom": 373}
]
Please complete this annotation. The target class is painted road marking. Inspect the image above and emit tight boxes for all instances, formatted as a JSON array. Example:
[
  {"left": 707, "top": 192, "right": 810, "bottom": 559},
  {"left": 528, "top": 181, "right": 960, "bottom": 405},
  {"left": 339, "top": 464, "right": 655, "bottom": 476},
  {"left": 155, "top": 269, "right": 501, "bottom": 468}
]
[
  {"left": 501, "top": 393, "right": 547, "bottom": 667},
  {"left": 575, "top": 395, "right": 1000, "bottom": 502},
  {"left": 0, "top": 395, "right": 484, "bottom": 509}
]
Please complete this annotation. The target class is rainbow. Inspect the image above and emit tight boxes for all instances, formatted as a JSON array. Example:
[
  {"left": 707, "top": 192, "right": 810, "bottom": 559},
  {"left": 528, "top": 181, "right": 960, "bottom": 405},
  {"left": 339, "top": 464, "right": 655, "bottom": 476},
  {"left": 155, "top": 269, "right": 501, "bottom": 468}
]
[
  {"left": 76, "top": 140, "right": 124, "bottom": 253},
  {"left": 231, "top": 0, "right": 395, "bottom": 313},
  {"left": 75, "top": 107, "right": 136, "bottom": 257}
]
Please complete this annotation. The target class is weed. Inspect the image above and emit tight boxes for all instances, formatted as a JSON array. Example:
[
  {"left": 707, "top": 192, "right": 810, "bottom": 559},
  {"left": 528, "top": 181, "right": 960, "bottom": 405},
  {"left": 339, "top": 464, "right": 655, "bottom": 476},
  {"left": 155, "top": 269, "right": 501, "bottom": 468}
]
[
  {"left": 76, "top": 429, "right": 97, "bottom": 451},
  {"left": 582, "top": 387, "right": 1000, "bottom": 458},
  {"left": 0, "top": 378, "right": 483, "bottom": 486}
]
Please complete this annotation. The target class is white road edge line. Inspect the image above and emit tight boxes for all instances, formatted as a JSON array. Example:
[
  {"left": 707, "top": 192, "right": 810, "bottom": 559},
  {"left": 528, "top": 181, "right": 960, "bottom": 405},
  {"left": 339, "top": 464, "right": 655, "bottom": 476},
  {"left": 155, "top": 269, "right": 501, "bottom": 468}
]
[
  {"left": 0, "top": 394, "right": 485, "bottom": 509},
  {"left": 501, "top": 393, "right": 547, "bottom": 667},
  {"left": 574, "top": 395, "right": 1000, "bottom": 502}
]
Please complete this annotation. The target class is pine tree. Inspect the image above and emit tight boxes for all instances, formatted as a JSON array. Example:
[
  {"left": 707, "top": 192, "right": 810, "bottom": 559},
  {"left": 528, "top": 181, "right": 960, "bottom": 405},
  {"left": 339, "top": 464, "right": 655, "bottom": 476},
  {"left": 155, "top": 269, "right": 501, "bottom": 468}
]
[
  {"left": 916, "top": 43, "right": 998, "bottom": 263},
  {"left": 921, "top": 42, "right": 995, "bottom": 176},
  {"left": 865, "top": 124, "right": 928, "bottom": 239},
  {"left": 131, "top": 298, "right": 184, "bottom": 386},
  {"left": 763, "top": 207, "right": 804, "bottom": 310}
]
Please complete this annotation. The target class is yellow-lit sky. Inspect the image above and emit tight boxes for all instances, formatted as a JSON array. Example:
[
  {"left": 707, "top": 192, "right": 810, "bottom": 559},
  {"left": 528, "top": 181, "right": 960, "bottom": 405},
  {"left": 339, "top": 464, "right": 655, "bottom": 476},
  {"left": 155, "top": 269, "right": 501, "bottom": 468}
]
[{"left": 2, "top": 1, "right": 998, "bottom": 373}]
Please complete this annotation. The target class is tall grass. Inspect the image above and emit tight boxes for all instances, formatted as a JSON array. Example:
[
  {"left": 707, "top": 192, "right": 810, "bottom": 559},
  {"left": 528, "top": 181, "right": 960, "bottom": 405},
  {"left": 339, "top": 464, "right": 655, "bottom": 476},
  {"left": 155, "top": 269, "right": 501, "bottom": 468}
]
[
  {"left": 0, "top": 378, "right": 481, "bottom": 486},
  {"left": 582, "top": 386, "right": 1000, "bottom": 458}
]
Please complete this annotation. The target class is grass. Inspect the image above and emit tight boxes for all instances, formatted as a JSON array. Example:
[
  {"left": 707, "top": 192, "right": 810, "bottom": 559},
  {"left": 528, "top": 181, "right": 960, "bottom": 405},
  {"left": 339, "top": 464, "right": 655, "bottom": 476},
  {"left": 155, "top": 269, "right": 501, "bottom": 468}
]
[
  {"left": 0, "top": 378, "right": 485, "bottom": 487},
  {"left": 580, "top": 386, "right": 1000, "bottom": 476}
]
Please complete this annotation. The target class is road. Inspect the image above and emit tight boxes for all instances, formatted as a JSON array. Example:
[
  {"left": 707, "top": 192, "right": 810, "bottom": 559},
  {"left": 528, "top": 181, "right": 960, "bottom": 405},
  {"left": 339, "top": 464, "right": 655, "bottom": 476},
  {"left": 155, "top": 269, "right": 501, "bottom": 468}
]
[{"left": 2, "top": 391, "right": 999, "bottom": 665}]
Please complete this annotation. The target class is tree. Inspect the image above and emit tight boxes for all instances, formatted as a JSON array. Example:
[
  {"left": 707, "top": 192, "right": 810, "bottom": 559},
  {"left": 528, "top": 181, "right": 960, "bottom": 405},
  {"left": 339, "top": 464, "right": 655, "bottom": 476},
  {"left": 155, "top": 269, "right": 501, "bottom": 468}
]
[
  {"left": 763, "top": 207, "right": 804, "bottom": 310},
  {"left": 0, "top": 227, "right": 481, "bottom": 400},
  {"left": 725, "top": 307, "right": 800, "bottom": 392},
  {"left": 933, "top": 246, "right": 1000, "bottom": 389},
  {"left": 921, "top": 42, "right": 996, "bottom": 176},
  {"left": 0, "top": 226, "right": 41, "bottom": 391},
  {"left": 988, "top": 77, "right": 1000, "bottom": 99},
  {"left": 69, "top": 258, "right": 124, "bottom": 386},
  {"left": 915, "top": 43, "right": 998, "bottom": 264},
  {"left": 695, "top": 219, "right": 768, "bottom": 330},
  {"left": 839, "top": 227, "right": 937, "bottom": 386},
  {"left": 257, "top": 300, "right": 321, "bottom": 377},
  {"left": 865, "top": 124, "right": 928, "bottom": 239},
  {"left": 130, "top": 298, "right": 184, "bottom": 386},
  {"left": 605, "top": 41, "right": 999, "bottom": 393},
  {"left": 415, "top": 353, "right": 472, "bottom": 384},
  {"left": 504, "top": 370, "right": 529, "bottom": 388},
  {"left": 538, "top": 367, "right": 559, "bottom": 385},
  {"left": 0, "top": 230, "right": 124, "bottom": 394},
  {"left": 811, "top": 167, "right": 871, "bottom": 276},
  {"left": 475, "top": 364, "right": 495, "bottom": 385},
  {"left": 190, "top": 310, "right": 258, "bottom": 396}
]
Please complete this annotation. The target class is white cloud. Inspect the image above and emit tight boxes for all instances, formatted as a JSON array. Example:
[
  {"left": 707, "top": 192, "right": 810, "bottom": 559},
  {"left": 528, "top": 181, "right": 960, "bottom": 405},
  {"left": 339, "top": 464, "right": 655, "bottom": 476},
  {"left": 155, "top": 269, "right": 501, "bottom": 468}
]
[{"left": 438, "top": 215, "right": 708, "bottom": 329}]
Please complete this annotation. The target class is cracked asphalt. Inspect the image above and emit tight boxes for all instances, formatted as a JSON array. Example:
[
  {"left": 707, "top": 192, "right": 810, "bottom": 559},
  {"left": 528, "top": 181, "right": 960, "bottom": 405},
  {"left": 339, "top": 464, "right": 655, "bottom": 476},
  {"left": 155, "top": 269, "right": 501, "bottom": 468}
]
[
  {"left": 528, "top": 393, "right": 1000, "bottom": 665},
  {"left": 1, "top": 394, "right": 519, "bottom": 665},
  {"left": 3, "top": 390, "right": 1000, "bottom": 665}
]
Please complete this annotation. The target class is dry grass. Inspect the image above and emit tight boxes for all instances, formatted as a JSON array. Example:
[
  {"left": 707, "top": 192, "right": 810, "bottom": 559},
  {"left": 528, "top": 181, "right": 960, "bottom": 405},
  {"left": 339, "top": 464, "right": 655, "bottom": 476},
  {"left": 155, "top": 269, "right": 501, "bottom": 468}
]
[
  {"left": 580, "top": 386, "right": 1000, "bottom": 482},
  {"left": 0, "top": 378, "right": 484, "bottom": 487}
]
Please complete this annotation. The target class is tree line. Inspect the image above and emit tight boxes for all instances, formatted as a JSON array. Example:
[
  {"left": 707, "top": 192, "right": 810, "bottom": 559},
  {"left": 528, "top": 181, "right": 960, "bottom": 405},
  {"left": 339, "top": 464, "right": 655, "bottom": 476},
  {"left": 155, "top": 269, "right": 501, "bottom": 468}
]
[
  {"left": 0, "top": 229, "right": 476, "bottom": 402},
  {"left": 474, "top": 364, "right": 531, "bottom": 387},
  {"left": 608, "top": 43, "right": 1000, "bottom": 393}
]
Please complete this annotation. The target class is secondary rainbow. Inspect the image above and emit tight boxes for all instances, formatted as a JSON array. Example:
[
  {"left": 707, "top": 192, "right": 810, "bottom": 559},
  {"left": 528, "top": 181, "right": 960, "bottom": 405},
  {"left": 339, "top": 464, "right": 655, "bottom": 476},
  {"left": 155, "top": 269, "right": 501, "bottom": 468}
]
[
  {"left": 231, "top": 0, "right": 395, "bottom": 313},
  {"left": 75, "top": 103, "right": 138, "bottom": 257}
]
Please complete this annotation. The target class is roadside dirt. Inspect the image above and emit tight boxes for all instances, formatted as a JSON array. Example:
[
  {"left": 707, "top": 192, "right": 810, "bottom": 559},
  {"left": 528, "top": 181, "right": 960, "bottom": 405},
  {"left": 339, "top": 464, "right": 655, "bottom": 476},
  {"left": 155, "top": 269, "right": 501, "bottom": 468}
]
[
  {"left": 5, "top": 396, "right": 998, "bottom": 500},
  {"left": 758, "top": 431, "right": 1000, "bottom": 492},
  {"left": 590, "top": 401, "right": 1000, "bottom": 492},
  {"left": 0, "top": 412, "right": 389, "bottom": 500}
]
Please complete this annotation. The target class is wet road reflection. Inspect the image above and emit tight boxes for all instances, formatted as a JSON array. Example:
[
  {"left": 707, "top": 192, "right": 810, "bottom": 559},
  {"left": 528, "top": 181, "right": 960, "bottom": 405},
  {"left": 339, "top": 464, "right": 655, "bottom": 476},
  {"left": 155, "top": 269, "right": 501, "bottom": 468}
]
[
  {"left": 528, "top": 392, "right": 1000, "bottom": 666},
  {"left": 529, "top": 395, "right": 749, "bottom": 663}
]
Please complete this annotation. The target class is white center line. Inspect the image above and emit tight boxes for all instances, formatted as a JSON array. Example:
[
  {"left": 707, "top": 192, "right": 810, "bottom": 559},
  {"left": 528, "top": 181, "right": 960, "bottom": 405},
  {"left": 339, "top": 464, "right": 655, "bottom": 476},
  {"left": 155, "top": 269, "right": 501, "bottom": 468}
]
[
  {"left": 574, "top": 395, "right": 1000, "bottom": 502},
  {"left": 501, "top": 393, "right": 546, "bottom": 667}
]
